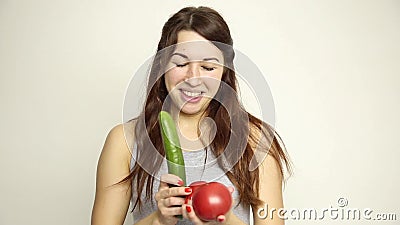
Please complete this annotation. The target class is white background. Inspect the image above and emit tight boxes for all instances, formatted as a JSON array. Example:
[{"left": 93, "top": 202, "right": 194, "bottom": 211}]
[{"left": 0, "top": 0, "right": 399, "bottom": 225}]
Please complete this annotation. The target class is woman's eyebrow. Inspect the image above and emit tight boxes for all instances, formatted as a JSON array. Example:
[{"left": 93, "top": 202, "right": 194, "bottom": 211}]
[
  {"left": 171, "top": 52, "right": 220, "bottom": 62},
  {"left": 171, "top": 52, "right": 188, "bottom": 59},
  {"left": 202, "top": 57, "right": 220, "bottom": 63}
]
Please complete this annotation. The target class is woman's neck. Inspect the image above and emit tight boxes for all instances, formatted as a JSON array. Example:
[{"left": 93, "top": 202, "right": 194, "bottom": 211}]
[
  {"left": 177, "top": 111, "right": 202, "bottom": 140},
  {"left": 169, "top": 110, "right": 209, "bottom": 151}
]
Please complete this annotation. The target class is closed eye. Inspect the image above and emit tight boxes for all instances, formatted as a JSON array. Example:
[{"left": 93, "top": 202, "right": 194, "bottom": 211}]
[
  {"left": 175, "top": 63, "right": 188, "bottom": 67},
  {"left": 174, "top": 62, "right": 216, "bottom": 71},
  {"left": 202, "top": 66, "right": 216, "bottom": 71}
]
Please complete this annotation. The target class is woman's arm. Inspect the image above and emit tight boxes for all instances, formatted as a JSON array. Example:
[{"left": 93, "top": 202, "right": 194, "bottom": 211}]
[
  {"left": 91, "top": 124, "right": 132, "bottom": 225},
  {"left": 91, "top": 123, "right": 189, "bottom": 225},
  {"left": 253, "top": 154, "right": 285, "bottom": 225}
]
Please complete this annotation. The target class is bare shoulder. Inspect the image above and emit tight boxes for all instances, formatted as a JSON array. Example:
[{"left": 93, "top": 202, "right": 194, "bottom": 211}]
[
  {"left": 248, "top": 121, "right": 286, "bottom": 185},
  {"left": 248, "top": 122, "right": 275, "bottom": 162},
  {"left": 122, "top": 119, "right": 137, "bottom": 151},
  {"left": 100, "top": 120, "right": 137, "bottom": 170},
  {"left": 259, "top": 153, "right": 282, "bottom": 180}
]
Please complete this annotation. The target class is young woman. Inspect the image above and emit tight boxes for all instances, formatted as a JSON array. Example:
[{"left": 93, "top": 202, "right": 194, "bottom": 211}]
[{"left": 91, "top": 6, "right": 291, "bottom": 225}]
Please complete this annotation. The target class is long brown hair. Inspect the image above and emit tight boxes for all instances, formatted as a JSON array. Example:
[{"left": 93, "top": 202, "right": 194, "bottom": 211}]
[{"left": 122, "top": 6, "right": 291, "bottom": 211}]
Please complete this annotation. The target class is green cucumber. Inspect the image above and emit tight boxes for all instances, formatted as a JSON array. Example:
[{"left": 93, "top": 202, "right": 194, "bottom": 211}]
[{"left": 158, "top": 111, "right": 187, "bottom": 186}]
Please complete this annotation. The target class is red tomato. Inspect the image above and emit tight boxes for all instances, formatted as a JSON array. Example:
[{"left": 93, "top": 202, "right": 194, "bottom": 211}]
[
  {"left": 186, "top": 181, "right": 207, "bottom": 202},
  {"left": 191, "top": 182, "right": 232, "bottom": 221},
  {"left": 189, "top": 181, "right": 207, "bottom": 191}
]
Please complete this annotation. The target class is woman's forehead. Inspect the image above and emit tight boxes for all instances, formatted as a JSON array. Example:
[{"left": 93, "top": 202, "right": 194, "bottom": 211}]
[{"left": 171, "top": 41, "right": 224, "bottom": 63}]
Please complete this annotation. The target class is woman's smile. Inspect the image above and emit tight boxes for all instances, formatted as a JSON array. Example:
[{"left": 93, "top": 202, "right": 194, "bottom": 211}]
[{"left": 180, "top": 89, "right": 204, "bottom": 103}]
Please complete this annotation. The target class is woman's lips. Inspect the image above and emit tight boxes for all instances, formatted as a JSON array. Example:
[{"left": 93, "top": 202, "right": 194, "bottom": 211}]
[{"left": 180, "top": 89, "right": 203, "bottom": 103}]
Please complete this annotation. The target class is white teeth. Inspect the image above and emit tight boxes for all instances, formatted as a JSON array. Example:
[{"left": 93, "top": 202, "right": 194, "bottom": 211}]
[{"left": 182, "top": 90, "right": 202, "bottom": 97}]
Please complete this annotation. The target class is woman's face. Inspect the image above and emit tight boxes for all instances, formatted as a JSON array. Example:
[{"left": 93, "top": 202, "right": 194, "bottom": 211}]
[{"left": 164, "top": 30, "right": 224, "bottom": 116}]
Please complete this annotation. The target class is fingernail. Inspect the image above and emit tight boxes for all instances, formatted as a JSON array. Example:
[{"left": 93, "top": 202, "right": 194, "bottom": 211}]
[
  {"left": 177, "top": 180, "right": 184, "bottom": 186},
  {"left": 185, "top": 197, "right": 188, "bottom": 204},
  {"left": 185, "top": 187, "right": 192, "bottom": 193},
  {"left": 218, "top": 218, "right": 224, "bottom": 222},
  {"left": 186, "top": 205, "right": 192, "bottom": 213}
]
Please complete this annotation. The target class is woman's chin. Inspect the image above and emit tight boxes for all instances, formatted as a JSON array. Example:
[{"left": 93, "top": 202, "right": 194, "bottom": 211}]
[
  {"left": 180, "top": 107, "right": 203, "bottom": 116},
  {"left": 178, "top": 102, "right": 208, "bottom": 116},
  {"left": 171, "top": 98, "right": 212, "bottom": 116}
]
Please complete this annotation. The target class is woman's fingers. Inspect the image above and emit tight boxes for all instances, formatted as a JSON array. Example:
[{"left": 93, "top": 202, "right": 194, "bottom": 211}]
[
  {"left": 158, "top": 173, "right": 184, "bottom": 191},
  {"left": 156, "top": 186, "right": 192, "bottom": 200},
  {"left": 156, "top": 173, "right": 189, "bottom": 201},
  {"left": 184, "top": 205, "right": 201, "bottom": 223},
  {"left": 154, "top": 174, "right": 192, "bottom": 221},
  {"left": 159, "top": 204, "right": 185, "bottom": 216},
  {"left": 216, "top": 215, "right": 226, "bottom": 223},
  {"left": 160, "top": 174, "right": 184, "bottom": 186},
  {"left": 163, "top": 196, "right": 186, "bottom": 207}
]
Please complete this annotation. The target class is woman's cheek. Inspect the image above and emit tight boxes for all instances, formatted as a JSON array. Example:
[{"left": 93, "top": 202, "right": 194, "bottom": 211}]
[
  {"left": 165, "top": 70, "right": 184, "bottom": 90},
  {"left": 203, "top": 78, "right": 222, "bottom": 98}
]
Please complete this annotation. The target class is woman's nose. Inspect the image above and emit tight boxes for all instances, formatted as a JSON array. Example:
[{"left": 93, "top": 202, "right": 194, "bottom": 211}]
[{"left": 185, "top": 63, "right": 202, "bottom": 86}]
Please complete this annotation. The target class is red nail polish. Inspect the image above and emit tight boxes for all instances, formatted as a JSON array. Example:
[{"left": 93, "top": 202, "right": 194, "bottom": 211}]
[
  {"left": 184, "top": 197, "right": 188, "bottom": 204},
  {"left": 177, "top": 180, "right": 184, "bottom": 186},
  {"left": 218, "top": 218, "right": 224, "bottom": 222},
  {"left": 186, "top": 205, "right": 192, "bottom": 213},
  {"left": 185, "top": 187, "right": 192, "bottom": 193}
]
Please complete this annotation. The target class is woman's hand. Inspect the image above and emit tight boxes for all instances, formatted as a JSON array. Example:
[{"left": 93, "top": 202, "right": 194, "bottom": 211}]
[
  {"left": 154, "top": 174, "right": 192, "bottom": 225},
  {"left": 182, "top": 187, "right": 235, "bottom": 225}
]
